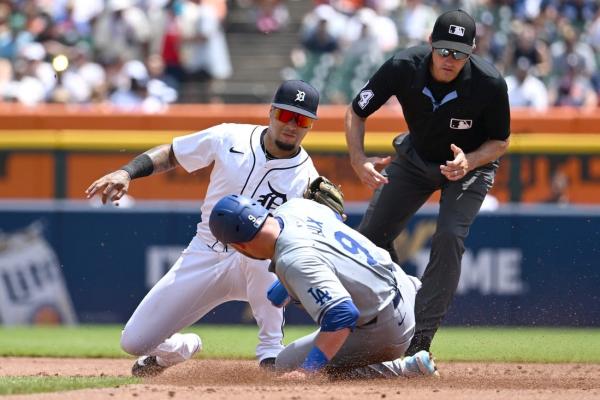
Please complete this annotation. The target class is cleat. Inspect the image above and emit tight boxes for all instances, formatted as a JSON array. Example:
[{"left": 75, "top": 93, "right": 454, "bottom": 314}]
[
  {"left": 259, "top": 357, "right": 276, "bottom": 370},
  {"left": 132, "top": 356, "right": 166, "bottom": 378},
  {"left": 187, "top": 333, "right": 203, "bottom": 356},
  {"left": 131, "top": 333, "right": 202, "bottom": 378},
  {"left": 399, "top": 350, "right": 439, "bottom": 378}
]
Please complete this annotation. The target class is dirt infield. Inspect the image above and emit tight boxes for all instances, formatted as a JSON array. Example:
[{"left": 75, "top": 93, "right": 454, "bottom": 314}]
[{"left": 2, "top": 358, "right": 599, "bottom": 400}]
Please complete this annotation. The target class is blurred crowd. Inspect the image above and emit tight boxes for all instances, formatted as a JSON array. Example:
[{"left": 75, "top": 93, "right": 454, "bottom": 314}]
[
  {"left": 1, "top": 0, "right": 599, "bottom": 109},
  {"left": 293, "top": 0, "right": 600, "bottom": 108},
  {"left": 0, "top": 0, "right": 233, "bottom": 110}
]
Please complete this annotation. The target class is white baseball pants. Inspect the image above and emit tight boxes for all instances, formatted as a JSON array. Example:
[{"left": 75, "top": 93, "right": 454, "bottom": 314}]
[{"left": 120, "top": 236, "right": 284, "bottom": 366}]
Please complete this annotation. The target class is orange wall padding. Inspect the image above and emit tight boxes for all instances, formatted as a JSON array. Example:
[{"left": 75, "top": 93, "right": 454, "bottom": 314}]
[{"left": 1, "top": 104, "right": 600, "bottom": 203}]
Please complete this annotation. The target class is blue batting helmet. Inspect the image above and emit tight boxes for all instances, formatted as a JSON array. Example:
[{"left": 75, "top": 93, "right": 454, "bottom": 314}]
[{"left": 209, "top": 194, "right": 269, "bottom": 244}]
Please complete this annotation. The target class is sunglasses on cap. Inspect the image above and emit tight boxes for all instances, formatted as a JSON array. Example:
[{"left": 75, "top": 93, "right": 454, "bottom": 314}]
[
  {"left": 273, "top": 108, "right": 314, "bottom": 129},
  {"left": 434, "top": 48, "right": 470, "bottom": 61}
]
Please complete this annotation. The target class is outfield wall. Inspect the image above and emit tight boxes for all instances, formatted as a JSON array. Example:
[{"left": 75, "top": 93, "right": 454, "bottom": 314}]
[{"left": 0, "top": 201, "right": 598, "bottom": 327}]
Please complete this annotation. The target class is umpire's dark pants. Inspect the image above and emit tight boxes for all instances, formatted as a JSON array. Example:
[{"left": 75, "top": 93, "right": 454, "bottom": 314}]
[{"left": 358, "top": 134, "right": 498, "bottom": 354}]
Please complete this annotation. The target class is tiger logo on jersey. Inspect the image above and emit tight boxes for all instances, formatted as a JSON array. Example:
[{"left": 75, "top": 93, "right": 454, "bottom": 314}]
[{"left": 257, "top": 182, "right": 287, "bottom": 210}]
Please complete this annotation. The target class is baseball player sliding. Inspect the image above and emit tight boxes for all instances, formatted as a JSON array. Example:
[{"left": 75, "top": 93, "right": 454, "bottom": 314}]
[
  {"left": 208, "top": 193, "right": 438, "bottom": 379},
  {"left": 85, "top": 80, "right": 321, "bottom": 377}
]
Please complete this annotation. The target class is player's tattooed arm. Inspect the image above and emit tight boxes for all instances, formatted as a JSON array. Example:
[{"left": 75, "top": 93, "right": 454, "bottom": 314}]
[
  {"left": 144, "top": 144, "right": 180, "bottom": 174},
  {"left": 121, "top": 144, "right": 180, "bottom": 178}
]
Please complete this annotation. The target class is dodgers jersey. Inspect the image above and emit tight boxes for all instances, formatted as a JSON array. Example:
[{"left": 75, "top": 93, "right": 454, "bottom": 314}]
[
  {"left": 272, "top": 198, "right": 409, "bottom": 326},
  {"left": 173, "top": 123, "right": 318, "bottom": 248}
]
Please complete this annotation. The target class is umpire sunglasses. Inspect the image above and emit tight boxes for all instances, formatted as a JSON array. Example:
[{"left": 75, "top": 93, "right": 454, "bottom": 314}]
[
  {"left": 434, "top": 47, "right": 470, "bottom": 61},
  {"left": 273, "top": 108, "right": 314, "bottom": 129}
]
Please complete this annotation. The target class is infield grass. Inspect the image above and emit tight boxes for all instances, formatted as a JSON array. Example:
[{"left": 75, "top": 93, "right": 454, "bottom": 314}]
[
  {"left": 0, "top": 376, "right": 137, "bottom": 395},
  {"left": 1, "top": 325, "right": 599, "bottom": 363}
]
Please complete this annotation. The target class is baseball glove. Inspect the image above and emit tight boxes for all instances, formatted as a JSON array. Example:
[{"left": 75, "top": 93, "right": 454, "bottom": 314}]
[{"left": 304, "top": 176, "right": 346, "bottom": 220}]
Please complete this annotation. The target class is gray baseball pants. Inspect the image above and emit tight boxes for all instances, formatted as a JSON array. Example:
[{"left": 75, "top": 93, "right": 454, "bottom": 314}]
[{"left": 275, "top": 273, "right": 419, "bottom": 371}]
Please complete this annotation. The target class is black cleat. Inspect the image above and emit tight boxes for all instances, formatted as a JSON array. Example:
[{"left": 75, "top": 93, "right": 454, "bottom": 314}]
[
  {"left": 132, "top": 356, "right": 166, "bottom": 377},
  {"left": 259, "top": 357, "right": 276, "bottom": 370}
]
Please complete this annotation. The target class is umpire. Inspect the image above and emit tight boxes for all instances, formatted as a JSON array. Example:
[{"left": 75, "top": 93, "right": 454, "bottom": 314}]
[{"left": 344, "top": 9, "right": 510, "bottom": 356}]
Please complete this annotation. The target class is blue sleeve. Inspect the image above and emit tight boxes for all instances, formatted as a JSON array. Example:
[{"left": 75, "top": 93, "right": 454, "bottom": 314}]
[
  {"left": 266, "top": 280, "right": 290, "bottom": 308},
  {"left": 320, "top": 299, "right": 359, "bottom": 332}
]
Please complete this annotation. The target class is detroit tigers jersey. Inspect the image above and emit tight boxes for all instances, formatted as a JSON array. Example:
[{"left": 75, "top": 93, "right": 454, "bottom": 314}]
[
  {"left": 272, "top": 198, "right": 407, "bottom": 326},
  {"left": 173, "top": 123, "right": 319, "bottom": 248}
]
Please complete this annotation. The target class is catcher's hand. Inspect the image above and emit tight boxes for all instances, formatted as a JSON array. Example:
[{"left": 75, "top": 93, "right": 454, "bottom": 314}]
[{"left": 304, "top": 176, "right": 346, "bottom": 220}]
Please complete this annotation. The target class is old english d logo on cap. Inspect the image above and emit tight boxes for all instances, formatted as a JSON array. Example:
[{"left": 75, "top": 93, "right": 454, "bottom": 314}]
[{"left": 272, "top": 80, "right": 319, "bottom": 119}]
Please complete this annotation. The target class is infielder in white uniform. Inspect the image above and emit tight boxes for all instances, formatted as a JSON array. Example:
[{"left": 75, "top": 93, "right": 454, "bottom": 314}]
[
  {"left": 85, "top": 80, "right": 320, "bottom": 376},
  {"left": 209, "top": 194, "right": 439, "bottom": 379}
]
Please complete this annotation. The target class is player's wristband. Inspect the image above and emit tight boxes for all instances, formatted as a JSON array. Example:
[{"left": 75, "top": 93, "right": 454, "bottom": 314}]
[
  {"left": 300, "top": 346, "right": 329, "bottom": 372},
  {"left": 120, "top": 154, "right": 154, "bottom": 180}
]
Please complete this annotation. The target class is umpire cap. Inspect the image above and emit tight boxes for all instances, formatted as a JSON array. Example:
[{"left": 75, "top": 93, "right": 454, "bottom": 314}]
[
  {"left": 209, "top": 195, "right": 269, "bottom": 244},
  {"left": 272, "top": 80, "right": 319, "bottom": 119},
  {"left": 431, "top": 9, "right": 476, "bottom": 55}
]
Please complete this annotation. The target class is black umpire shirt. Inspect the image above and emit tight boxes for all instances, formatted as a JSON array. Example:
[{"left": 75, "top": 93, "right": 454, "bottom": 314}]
[{"left": 351, "top": 45, "right": 510, "bottom": 163}]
